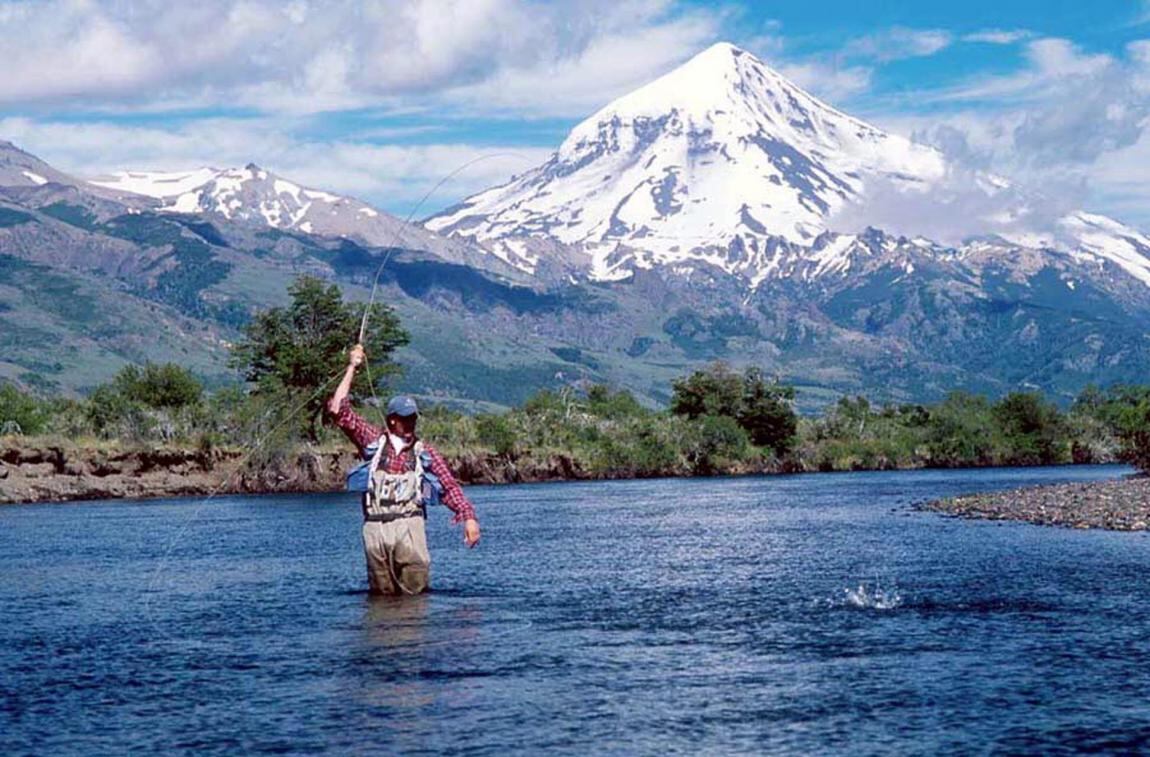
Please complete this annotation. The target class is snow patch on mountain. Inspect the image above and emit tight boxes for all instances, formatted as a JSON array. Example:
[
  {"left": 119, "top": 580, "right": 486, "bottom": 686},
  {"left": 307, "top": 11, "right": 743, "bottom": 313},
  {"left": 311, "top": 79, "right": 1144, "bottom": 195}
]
[
  {"left": 1058, "top": 212, "right": 1150, "bottom": 287},
  {"left": 90, "top": 161, "right": 526, "bottom": 278},
  {"left": 94, "top": 168, "right": 221, "bottom": 199},
  {"left": 91, "top": 165, "right": 369, "bottom": 232}
]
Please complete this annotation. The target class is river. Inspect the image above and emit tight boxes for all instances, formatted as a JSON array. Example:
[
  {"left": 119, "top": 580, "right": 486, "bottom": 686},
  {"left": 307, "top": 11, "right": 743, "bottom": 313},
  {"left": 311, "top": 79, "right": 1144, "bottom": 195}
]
[{"left": 3, "top": 465, "right": 1149, "bottom": 753}]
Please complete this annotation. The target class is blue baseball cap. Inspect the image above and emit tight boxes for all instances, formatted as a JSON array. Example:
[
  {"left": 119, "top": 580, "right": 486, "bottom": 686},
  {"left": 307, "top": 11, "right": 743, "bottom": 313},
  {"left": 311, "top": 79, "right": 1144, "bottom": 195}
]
[{"left": 386, "top": 395, "right": 419, "bottom": 417}]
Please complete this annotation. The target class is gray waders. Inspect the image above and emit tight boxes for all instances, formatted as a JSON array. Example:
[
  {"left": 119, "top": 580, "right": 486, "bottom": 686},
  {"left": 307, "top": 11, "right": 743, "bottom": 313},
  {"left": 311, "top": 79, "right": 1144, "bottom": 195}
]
[{"left": 362, "top": 439, "right": 431, "bottom": 595}]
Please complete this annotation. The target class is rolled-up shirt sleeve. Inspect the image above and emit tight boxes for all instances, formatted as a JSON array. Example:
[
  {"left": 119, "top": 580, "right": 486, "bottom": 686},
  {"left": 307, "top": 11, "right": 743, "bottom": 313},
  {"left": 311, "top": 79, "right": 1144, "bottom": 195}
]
[
  {"left": 424, "top": 443, "right": 476, "bottom": 524},
  {"left": 330, "top": 397, "right": 383, "bottom": 457}
]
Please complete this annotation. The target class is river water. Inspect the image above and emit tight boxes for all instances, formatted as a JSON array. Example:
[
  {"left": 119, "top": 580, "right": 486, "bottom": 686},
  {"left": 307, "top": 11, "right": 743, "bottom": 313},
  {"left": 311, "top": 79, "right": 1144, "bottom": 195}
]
[{"left": 3, "top": 465, "right": 1150, "bottom": 754}]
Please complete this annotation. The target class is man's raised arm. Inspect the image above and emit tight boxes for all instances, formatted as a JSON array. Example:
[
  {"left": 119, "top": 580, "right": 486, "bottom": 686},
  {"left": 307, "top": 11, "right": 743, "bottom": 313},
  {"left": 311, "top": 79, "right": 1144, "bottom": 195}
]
[
  {"left": 328, "top": 343, "right": 364, "bottom": 416},
  {"left": 327, "top": 343, "right": 382, "bottom": 455}
]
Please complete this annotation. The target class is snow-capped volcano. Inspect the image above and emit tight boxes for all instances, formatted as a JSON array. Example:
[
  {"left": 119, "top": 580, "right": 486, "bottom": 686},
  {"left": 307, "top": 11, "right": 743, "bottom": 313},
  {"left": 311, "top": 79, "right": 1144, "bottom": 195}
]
[
  {"left": 426, "top": 42, "right": 946, "bottom": 278},
  {"left": 426, "top": 42, "right": 1150, "bottom": 294}
]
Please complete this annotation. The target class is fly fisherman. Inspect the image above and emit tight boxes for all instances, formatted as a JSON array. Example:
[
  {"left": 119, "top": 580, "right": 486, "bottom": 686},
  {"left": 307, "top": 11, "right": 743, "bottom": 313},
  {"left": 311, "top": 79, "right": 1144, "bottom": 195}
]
[{"left": 328, "top": 343, "right": 481, "bottom": 595}]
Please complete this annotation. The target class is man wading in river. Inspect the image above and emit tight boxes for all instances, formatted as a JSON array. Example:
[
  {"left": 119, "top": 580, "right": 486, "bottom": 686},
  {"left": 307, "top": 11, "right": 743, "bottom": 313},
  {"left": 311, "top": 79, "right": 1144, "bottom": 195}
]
[{"left": 328, "top": 343, "right": 480, "bottom": 595}]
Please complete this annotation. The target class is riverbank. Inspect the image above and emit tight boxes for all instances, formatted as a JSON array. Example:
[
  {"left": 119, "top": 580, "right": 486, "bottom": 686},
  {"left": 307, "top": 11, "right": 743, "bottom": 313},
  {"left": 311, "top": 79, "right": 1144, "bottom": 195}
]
[
  {"left": 0, "top": 439, "right": 803, "bottom": 504},
  {"left": 921, "top": 474, "right": 1150, "bottom": 530}
]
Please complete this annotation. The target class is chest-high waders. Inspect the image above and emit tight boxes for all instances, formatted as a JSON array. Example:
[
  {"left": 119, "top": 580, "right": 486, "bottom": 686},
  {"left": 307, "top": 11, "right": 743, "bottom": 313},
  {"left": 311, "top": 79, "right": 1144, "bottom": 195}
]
[{"left": 360, "top": 439, "right": 431, "bottom": 595}]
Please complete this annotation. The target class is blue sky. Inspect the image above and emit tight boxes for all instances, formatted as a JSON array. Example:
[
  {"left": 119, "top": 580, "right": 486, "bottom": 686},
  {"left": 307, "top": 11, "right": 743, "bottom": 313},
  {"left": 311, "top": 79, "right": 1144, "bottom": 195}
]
[{"left": 2, "top": 0, "right": 1150, "bottom": 229}]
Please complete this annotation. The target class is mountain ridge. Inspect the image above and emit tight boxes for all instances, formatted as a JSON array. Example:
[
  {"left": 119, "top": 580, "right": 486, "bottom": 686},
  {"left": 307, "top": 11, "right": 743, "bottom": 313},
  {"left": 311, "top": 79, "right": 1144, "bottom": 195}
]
[{"left": 86, "top": 160, "right": 526, "bottom": 279}]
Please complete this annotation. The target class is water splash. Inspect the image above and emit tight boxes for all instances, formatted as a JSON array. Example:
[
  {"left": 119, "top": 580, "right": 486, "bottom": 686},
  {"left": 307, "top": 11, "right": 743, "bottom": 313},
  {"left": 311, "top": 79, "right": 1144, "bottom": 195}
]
[{"left": 843, "top": 581, "right": 903, "bottom": 610}]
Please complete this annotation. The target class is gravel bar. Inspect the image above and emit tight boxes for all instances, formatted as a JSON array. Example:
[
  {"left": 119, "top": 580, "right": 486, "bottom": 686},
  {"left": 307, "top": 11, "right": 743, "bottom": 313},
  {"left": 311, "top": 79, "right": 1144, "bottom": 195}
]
[{"left": 920, "top": 476, "right": 1150, "bottom": 531}]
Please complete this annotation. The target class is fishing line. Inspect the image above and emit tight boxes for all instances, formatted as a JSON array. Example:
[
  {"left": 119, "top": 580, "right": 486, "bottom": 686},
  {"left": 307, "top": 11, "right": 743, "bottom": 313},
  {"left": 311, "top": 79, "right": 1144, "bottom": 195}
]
[
  {"left": 358, "top": 151, "right": 535, "bottom": 346},
  {"left": 354, "top": 150, "right": 536, "bottom": 422}
]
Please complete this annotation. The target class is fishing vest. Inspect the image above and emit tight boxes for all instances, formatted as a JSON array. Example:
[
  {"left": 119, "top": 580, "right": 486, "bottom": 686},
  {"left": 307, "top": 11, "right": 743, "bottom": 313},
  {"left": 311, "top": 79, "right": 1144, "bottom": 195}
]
[{"left": 362, "top": 438, "right": 427, "bottom": 522}]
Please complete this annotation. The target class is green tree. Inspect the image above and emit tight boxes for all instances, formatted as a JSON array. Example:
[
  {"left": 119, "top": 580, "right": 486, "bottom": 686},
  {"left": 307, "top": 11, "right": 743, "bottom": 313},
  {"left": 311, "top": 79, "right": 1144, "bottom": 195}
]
[
  {"left": 112, "top": 363, "right": 203, "bottom": 409},
  {"left": 229, "top": 276, "right": 409, "bottom": 439},
  {"left": 1086, "top": 385, "right": 1150, "bottom": 472},
  {"left": 85, "top": 384, "right": 152, "bottom": 441},
  {"left": 1072, "top": 383, "right": 1105, "bottom": 416},
  {"left": 926, "top": 391, "right": 995, "bottom": 467},
  {"left": 993, "top": 391, "right": 1064, "bottom": 465},
  {"left": 671, "top": 363, "right": 797, "bottom": 454},
  {"left": 0, "top": 384, "right": 48, "bottom": 435},
  {"left": 1111, "top": 399, "right": 1150, "bottom": 472},
  {"left": 682, "top": 414, "right": 750, "bottom": 474},
  {"left": 585, "top": 385, "right": 646, "bottom": 418},
  {"left": 670, "top": 362, "right": 743, "bottom": 419},
  {"left": 736, "top": 367, "right": 797, "bottom": 453},
  {"left": 476, "top": 413, "right": 517, "bottom": 457}
]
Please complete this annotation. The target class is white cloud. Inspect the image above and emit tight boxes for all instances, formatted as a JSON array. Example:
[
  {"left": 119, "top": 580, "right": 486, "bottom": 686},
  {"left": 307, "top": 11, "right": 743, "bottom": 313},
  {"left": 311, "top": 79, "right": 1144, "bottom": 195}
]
[
  {"left": 862, "top": 37, "right": 1150, "bottom": 233},
  {"left": 737, "top": 28, "right": 874, "bottom": 104},
  {"left": 929, "top": 38, "right": 1116, "bottom": 103},
  {"left": 1130, "top": 0, "right": 1150, "bottom": 27},
  {"left": 443, "top": 6, "right": 725, "bottom": 117},
  {"left": 0, "top": 0, "right": 288, "bottom": 103},
  {"left": 905, "top": 38, "right": 1144, "bottom": 167},
  {"left": 1028, "top": 38, "right": 1113, "bottom": 78},
  {"left": 776, "top": 61, "right": 873, "bottom": 102},
  {"left": 0, "top": 0, "right": 732, "bottom": 117},
  {"left": 962, "top": 29, "right": 1032, "bottom": 45},
  {"left": 0, "top": 117, "right": 551, "bottom": 214},
  {"left": 846, "top": 27, "right": 953, "bottom": 62}
]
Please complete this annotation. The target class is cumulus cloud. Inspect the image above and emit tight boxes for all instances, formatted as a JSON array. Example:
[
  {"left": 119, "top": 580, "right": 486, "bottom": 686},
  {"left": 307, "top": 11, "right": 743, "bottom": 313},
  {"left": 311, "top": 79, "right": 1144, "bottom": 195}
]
[
  {"left": 442, "top": 4, "right": 726, "bottom": 116},
  {"left": 912, "top": 38, "right": 1150, "bottom": 168},
  {"left": 856, "top": 37, "right": 1150, "bottom": 234},
  {"left": 830, "top": 167, "right": 1087, "bottom": 247},
  {"left": 0, "top": 0, "right": 286, "bottom": 103},
  {"left": 0, "top": 0, "right": 728, "bottom": 116}
]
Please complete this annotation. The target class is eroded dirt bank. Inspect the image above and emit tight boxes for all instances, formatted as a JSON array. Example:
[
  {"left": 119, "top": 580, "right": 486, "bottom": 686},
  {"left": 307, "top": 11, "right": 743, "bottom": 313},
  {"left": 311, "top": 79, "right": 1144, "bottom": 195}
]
[{"left": 1, "top": 442, "right": 772, "bottom": 504}]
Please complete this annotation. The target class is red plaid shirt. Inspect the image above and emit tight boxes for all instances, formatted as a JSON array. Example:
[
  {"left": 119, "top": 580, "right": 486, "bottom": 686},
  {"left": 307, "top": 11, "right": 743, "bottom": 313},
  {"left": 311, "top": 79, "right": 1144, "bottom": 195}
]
[{"left": 331, "top": 398, "right": 476, "bottom": 524}]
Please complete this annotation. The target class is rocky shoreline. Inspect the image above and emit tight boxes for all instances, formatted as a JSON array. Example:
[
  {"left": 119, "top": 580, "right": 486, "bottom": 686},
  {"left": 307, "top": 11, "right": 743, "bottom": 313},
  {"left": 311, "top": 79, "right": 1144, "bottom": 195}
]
[{"left": 920, "top": 475, "right": 1150, "bottom": 531}]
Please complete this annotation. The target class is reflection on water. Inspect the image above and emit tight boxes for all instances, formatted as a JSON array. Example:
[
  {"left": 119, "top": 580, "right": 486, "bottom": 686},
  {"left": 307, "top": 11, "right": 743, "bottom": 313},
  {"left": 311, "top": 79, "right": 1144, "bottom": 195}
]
[
  {"left": 352, "top": 595, "right": 436, "bottom": 732},
  {"left": 2, "top": 465, "right": 1149, "bottom": 753},
  {"left": 362, "top": 593, "right": 432, "bottom": 651}
]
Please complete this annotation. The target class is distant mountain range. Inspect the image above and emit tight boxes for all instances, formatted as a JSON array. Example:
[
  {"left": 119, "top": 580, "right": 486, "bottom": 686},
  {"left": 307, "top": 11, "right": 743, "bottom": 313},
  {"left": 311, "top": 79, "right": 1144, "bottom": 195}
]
[{"left": 3, "top": 42, "right": 1150, "bottom": 409}]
